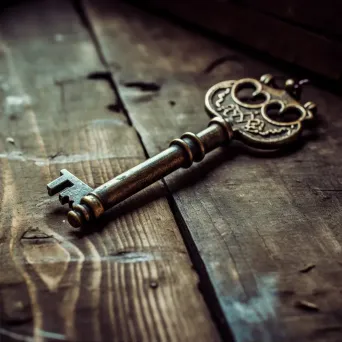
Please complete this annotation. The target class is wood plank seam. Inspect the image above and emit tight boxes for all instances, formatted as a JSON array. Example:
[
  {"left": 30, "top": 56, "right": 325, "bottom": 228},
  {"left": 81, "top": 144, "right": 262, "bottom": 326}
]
[
  {"left": 71, "top": 0, "right": 227, "bottom": 339},
  {"left": 0, "top": 0, "right": 220, "bottom": 340},
  {"left": 80, "top": 1, "right": 342, "bottom": 341}
]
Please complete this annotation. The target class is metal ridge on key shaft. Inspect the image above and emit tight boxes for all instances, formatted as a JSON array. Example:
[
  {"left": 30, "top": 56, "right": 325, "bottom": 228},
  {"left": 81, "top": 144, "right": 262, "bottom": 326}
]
[{"left": 47, "top": 74, "right": 317, "bottom": 228}]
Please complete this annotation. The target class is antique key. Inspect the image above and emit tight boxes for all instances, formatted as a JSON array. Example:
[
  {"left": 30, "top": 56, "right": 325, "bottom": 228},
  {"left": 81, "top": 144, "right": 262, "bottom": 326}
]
[{"left": 47, "top": 74, "right": 316, "bottom": 228}]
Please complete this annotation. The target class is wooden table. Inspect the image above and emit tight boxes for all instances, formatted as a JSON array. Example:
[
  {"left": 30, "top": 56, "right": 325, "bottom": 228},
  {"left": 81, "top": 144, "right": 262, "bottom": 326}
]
[{"left": 1, "top": 1, "right": 341, "bottom": 341}]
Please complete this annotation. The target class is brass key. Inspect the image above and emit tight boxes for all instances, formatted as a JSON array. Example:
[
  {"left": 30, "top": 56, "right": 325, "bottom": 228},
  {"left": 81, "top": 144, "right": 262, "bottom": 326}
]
[{"left": 47, "top": 74, "right": 316, "bottom": 228}]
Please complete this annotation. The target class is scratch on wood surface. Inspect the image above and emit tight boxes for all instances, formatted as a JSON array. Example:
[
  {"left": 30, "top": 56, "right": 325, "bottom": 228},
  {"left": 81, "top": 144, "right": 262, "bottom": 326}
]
[
  {"left": 21, "top": 228, "right": 54, "bottom": 241},
  {"left": 123, "top": 81, "right": 161, "bottom": 92},
  {"left": 109, "top": 251, "right": 159, "bottom": 263},
  {"left": 107, "top": 103, "right": 122, "bottom": 112},
  {"left": 51, "top": 253, "right": 162, "bottom": 263},
  {"left": 299, "top": 264, "right": 316, "bottom": 273},
  {"left": 36, "top": 329, "right": 65, "bottom": 341},
  {"left": 0, "top": 327, "right": 34, "bottom": 342},
  {"left": 203, "top": 55, "right": 242, "bottom": 74},
  {"left": 48, "top": 151, "right": 64, "bottom": 160},
  {"left": 295, "top": 300, "right": 319, "bottom": 312}
]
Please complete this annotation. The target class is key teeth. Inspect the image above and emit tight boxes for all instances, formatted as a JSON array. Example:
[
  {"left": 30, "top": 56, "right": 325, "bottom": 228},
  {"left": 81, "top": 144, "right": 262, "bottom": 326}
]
[
  {"left": 46, "top": 175, "right": 71, "bottom": 196},
  {"left": 47, "top": 185, "right": 54, "bottom": 196},
  {"left": 59, "top": 193, "right": 71, "bottom": 206},
  {"left": 58, "top": 185, "right": 91, "bottom": 207},
  {"left": 47, "top": 169, "right": 94, "bottom": 207}
]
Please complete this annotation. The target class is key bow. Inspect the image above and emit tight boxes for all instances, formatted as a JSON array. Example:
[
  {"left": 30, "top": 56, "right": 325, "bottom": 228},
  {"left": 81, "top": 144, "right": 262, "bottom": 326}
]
[{"left": 205, "top": 74, "right": 316, "bottom": 149}]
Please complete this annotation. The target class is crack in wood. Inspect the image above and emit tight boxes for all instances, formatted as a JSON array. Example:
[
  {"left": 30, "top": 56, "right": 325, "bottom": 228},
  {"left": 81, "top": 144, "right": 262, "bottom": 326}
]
[
  {"left": 123, "top": 81, "right": 161, "bottom": 92},
  {"left": 295, "top": 300, "right": 319, "bottom": 312},
  {"left": 21, "top": 228, "right": 55, "bottom": 241},
  {"left": 299, "top": 264, "right": 316, "bottom": 273},
  {"left": 203, "top": 55, "right": 242, "bottom": 74}
]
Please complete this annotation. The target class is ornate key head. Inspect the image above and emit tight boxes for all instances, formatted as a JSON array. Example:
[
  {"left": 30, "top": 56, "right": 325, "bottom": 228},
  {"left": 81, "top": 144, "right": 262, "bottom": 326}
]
[{"left": 205, "top": 74, "right": 316, "bottom": 149}]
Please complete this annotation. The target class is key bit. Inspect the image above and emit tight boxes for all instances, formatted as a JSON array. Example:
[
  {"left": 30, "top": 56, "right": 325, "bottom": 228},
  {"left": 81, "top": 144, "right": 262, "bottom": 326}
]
[
  {"left": 47, "top": 169, "right": 93, "bottom": 208},
  {"left": 47, "top": 74, "right": 317, "bottom": 228}
]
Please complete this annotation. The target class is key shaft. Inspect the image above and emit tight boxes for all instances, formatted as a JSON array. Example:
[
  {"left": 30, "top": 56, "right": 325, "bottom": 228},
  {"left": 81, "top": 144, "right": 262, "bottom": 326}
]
[{"left": 67, "top": 117, "right": 233, "bottom": 228}]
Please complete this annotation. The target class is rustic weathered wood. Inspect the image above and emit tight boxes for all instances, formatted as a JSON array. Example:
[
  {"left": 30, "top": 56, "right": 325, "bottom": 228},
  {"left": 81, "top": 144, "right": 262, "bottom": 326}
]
[
  {"left": 0, "top": 1, "right": 220, "bottom": 341},
  {"left": 84, "top": 1, "right": 342, "bottom": 341},
  {"left": 138, "top": 0, "right": 342, "bottom": 81}
]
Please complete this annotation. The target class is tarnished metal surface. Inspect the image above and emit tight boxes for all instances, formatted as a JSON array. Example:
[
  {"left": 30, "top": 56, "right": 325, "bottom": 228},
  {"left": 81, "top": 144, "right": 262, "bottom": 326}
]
[
  {"left": 47, "top": 75, "right": 316, "bottom": 228},
  {"left": 205, "top": 74, "right": 316, "bottom": 148},
  {"left": 47, "top": 169, "right": 93, "bottom": 208}
]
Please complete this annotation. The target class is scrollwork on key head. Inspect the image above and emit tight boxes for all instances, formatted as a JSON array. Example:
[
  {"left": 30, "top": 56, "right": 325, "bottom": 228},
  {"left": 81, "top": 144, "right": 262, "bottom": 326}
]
[{"left": 205, "top": 74, "right": 316, "bottom": 149}]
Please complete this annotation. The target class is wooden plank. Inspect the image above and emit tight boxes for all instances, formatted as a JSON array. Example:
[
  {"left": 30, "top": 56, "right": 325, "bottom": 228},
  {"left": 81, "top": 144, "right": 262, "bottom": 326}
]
[
  {"left": 0, "top": 1, "right": 220, "bottom": 341},
  {"left": 137, "top": 0, "right": 342, "bottom": 81},
  {"left": 84, "top": 1, "right": 342, "bottom": 341},
  {"left": 240, "top": 0, "right": 342, "bottom": 37}
]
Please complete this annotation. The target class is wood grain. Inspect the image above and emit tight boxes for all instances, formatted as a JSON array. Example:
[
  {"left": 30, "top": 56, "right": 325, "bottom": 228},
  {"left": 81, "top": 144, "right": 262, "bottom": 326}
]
[
  {"left": 84, "top": 1, "right": 342, "bottom": 341},
  {"left": 0, "top": 1, "right": 220, "bottom": 341}
]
